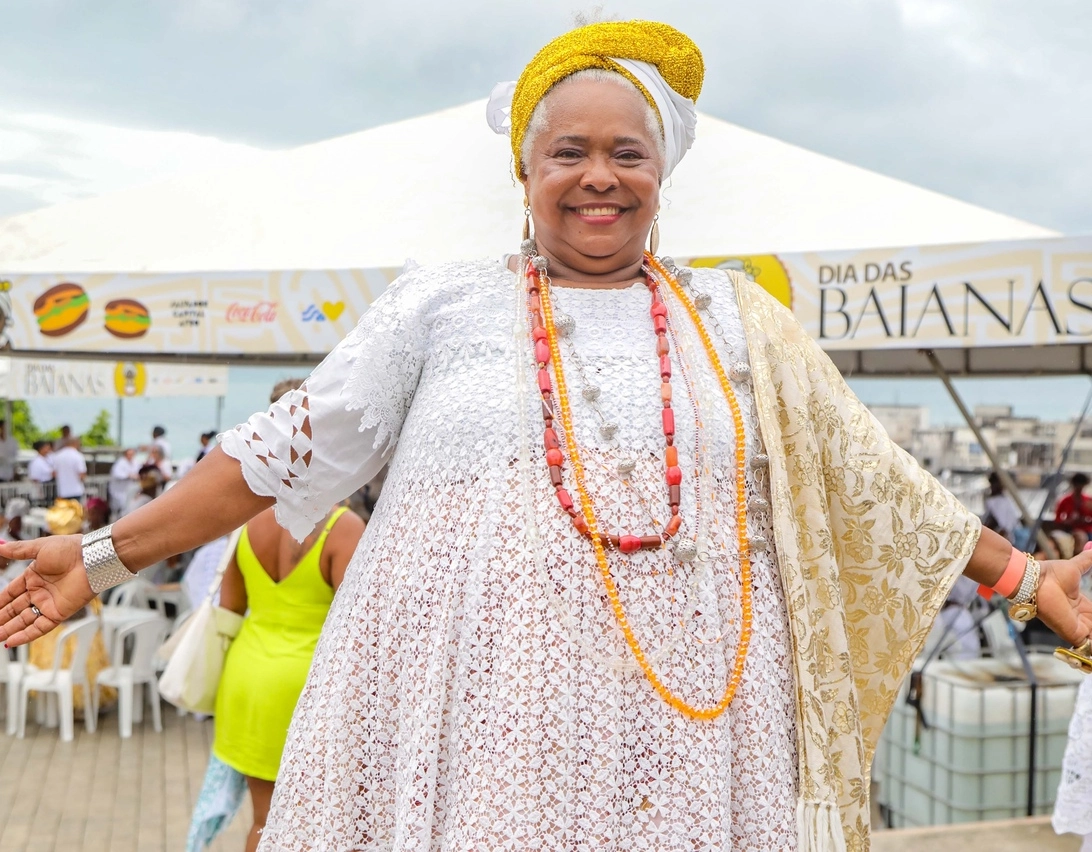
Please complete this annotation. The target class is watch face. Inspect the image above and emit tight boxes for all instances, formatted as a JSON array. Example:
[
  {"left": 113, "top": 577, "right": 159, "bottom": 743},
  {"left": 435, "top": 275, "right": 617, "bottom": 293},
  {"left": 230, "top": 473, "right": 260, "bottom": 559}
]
[{"left": 1009, "top": 603, "right": 1037, "bottom": 623}]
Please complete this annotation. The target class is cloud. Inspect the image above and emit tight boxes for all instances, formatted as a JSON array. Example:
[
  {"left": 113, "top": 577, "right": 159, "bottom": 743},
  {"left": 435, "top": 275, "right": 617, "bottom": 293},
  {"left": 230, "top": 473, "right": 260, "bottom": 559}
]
[
  {"left": 0, "top": 0, "right": 1089, "bottom": 233},
  {"left": 0, "top": 110, "right": 269, "bottom": 217}
]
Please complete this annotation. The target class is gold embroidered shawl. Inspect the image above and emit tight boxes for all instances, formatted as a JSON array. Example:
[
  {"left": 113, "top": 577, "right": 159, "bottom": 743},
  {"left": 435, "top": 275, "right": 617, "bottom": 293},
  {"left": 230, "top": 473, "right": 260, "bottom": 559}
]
[{"left": 733, "top": 271, "right": 981, "bottom": 851}]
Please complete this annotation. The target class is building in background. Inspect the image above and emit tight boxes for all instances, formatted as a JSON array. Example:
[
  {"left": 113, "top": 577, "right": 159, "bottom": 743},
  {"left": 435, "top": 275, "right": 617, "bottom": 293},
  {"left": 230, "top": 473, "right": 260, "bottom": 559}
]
[{"left": 870, "top": 404, "right": 1083, "bottom": 481}]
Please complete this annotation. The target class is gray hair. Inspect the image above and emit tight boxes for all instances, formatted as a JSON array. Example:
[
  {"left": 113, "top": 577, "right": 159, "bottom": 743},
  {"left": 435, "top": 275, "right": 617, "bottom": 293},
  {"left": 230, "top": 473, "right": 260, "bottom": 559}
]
[{"left": 520, "top": 68, "right": 666, "bottom": 177}]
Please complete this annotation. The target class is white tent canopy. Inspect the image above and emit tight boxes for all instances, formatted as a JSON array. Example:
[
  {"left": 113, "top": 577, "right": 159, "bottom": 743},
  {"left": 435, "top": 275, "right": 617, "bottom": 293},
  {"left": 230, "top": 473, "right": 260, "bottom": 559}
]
[{"left": 0, "top": 100, "right": 1055, "bottom": 273}]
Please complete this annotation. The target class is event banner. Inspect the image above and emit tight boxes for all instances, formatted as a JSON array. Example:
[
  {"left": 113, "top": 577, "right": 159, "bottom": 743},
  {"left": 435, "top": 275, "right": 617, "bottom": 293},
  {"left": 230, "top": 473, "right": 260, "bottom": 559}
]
[
  {"left": 688, "top": 234, "right": 1092, "bottom": 352},
  {"left": 1, "top": 235, "right": 1089, "bottom": 357},
  {"left": 0, "top": 357, "right": 229, "bottom": 399},
  {"left": 0, "top": 269, "right": 394, "bottom": 358}
]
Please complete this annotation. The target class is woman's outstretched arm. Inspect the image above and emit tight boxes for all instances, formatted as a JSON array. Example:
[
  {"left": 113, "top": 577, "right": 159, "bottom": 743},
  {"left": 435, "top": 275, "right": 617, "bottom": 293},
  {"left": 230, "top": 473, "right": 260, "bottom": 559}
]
[
  {"left": 964, "top": 525, "right": 1092, "bottom": 647},
  {"left": 0, "top": 448, "right": 272, "bottom": 646}
]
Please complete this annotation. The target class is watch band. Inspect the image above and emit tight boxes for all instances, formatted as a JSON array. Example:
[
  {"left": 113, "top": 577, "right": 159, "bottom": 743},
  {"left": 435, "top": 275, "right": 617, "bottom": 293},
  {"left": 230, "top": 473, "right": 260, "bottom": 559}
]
[{"left": 82, "top": 525, "right": 135, "bottom": 594}]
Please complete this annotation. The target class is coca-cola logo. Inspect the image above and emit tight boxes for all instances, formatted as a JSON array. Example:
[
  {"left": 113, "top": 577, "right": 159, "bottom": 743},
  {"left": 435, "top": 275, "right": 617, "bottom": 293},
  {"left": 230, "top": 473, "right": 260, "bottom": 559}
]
[{"left": 225, "top": 301, "right": 278, "bottom": 323}]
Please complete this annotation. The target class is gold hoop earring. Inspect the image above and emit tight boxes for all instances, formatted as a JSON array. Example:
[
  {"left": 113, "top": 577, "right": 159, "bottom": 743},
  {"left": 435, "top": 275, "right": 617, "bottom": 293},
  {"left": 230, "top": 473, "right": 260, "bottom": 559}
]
[
  {"left": 649, "top": 215, "right": 660, "bottom": 256},
  {"left": 522, "top": 198, "right": 532, "bottom": 244}
]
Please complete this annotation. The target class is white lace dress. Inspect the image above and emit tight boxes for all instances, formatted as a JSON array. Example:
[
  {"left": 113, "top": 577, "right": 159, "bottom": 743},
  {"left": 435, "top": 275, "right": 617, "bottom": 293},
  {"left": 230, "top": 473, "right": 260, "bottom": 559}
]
[
  {"left": 221, "top": 259, "right": 799, "bottom": 851},
  {"left": 1054, "top": 676, "right": 1092, "bottom": 849}
]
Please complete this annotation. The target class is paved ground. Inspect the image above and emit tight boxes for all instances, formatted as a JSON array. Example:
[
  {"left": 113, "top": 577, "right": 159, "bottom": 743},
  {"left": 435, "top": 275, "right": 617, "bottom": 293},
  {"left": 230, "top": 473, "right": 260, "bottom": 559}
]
[
  {"left": 0, "top": 707, "right": 249, "bottom": 852},
  {"left": 0, "top": 701, "right": 1083, "bottom": 851},
  {"left": 872, "top": 817, "right": 1080, "bottom": 851}
]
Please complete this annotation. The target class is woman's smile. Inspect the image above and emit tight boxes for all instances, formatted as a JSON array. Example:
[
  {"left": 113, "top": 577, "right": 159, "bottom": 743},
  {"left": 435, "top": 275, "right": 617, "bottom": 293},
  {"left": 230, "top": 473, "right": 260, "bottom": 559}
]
[{"left": 570, "top": 204, "right": 626, "bottom": 224}]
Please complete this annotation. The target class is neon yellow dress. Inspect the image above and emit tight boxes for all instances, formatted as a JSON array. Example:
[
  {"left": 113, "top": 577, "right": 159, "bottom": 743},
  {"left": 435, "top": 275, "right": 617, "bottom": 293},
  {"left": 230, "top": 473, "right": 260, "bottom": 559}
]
[{"left": 213, "top": 508, "right": 345, "bottom": 781}]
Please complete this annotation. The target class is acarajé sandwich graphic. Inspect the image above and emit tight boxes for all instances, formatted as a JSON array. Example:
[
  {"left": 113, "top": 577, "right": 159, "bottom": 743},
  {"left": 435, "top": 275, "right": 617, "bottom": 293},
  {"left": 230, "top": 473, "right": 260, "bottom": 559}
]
[
  {"left": 33, "top": 282, "right": 90, "bottom": 337},
  {"left": 104, "top": 298, "right": 152, "bottom": 339}
]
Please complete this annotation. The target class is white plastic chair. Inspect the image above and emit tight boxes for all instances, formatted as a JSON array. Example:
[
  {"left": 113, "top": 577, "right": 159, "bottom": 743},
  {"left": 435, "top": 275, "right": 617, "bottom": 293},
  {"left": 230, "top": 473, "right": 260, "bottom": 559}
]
[
  {"left": 16, "top": 616, "right": 100, "bottom": 741},
  {"left": 104, "top": 576, "right": 155, "bottom": 608},
  {"left": 93, "top": 616, "right": 170, "bottom": 738},
  {"left": 100, "top": 605, "right": 159, "bottom": 659},
  {"left": 1, "top": 645, "right": 29, "bottom": 736}
]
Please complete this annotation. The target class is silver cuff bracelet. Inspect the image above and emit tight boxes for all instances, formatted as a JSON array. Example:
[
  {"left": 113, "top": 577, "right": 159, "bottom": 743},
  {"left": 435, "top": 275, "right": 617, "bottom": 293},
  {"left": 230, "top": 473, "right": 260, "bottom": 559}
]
[{"left": 82, "top": 525, "right": 135, "bottom": 594}]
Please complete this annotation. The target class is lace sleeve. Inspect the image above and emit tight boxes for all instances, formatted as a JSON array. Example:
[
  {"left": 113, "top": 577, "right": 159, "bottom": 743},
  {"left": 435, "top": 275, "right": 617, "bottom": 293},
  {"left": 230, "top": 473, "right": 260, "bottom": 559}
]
[{"left": 219, "top": 267, "right": 426, "bottom": 541}]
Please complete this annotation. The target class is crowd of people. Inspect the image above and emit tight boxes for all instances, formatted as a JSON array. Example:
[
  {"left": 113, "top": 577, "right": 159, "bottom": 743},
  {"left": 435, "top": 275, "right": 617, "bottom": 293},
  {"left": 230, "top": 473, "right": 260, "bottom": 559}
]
[{"left": 0, "top": 425, "right": 222, "bottom": 565}]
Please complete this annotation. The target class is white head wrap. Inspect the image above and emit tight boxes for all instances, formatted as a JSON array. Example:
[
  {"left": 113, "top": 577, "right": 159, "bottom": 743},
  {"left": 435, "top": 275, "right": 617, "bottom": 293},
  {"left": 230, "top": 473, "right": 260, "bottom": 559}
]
[{"left": 486, "top": 59, "right": 698, "bottom": 178}]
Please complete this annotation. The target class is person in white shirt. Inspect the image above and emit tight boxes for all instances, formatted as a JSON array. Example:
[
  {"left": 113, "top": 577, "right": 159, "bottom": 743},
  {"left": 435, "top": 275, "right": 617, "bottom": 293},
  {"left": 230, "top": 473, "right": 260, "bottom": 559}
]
[
  {"left": 983, "top": 471, "right": 1027, "bottom": 548},
  {"left": 150, "top": 425, "right": 171, "bottom": 463},
  {"left": 0, "top": 419, "right": 19, "bottom": 482},
  {"left": 108, "top": 448, "right": 141, "bottom": 519},
  {"left": 196, "top": 430, "right": 217, "bottom": 462},
  {"left": 123, "top": 465, "right": 161, "bottom": 517},
  {"left": 26, "top": 441, "right": 54, "bottom": 484},
  {"left": 147, "top": 446, "right": 173, "bottom": 484},
  {"left": 51, "top": 437, "right": 87, "bottom": 500}
]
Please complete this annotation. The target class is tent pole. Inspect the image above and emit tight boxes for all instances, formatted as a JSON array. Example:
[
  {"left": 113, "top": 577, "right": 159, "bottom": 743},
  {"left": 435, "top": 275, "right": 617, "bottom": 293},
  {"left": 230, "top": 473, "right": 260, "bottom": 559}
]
[
  {"left": 117, "top": 398, "right": 124, "bottom": 446},
  {"left": 923, "top": 349, "right": 1053, "bottom": 553},
  {"left": 216, "top": 395, "right": 224, "bottom": 432}
]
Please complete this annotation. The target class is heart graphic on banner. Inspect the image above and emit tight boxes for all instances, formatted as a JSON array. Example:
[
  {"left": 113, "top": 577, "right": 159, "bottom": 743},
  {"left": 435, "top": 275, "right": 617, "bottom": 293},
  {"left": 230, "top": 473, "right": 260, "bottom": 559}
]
[{"left": 322, "top": 301, "right": 345, "bottom": 321}]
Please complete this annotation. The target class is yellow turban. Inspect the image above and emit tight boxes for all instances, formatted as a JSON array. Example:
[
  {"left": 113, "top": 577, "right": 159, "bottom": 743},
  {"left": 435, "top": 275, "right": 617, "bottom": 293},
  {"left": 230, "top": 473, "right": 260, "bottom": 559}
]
[{"left": 487, "top": 21, "right": 705, "bottom": 178}]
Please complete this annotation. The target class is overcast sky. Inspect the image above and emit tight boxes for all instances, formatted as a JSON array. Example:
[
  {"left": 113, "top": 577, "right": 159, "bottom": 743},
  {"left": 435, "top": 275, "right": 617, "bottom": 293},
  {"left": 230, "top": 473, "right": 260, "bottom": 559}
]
[
  {"left": 3, "top": 0, "right": 1092, "bottom": 430},
  {"left": 1, "top": 0, "right": 1090, "bottom": 233}
]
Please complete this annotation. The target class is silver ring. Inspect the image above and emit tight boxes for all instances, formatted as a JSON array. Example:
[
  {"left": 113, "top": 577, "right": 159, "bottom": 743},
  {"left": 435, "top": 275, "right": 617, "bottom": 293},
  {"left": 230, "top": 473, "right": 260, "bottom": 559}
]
[{"left": 29, "top": 604, "right": 42, "bottom": 619}]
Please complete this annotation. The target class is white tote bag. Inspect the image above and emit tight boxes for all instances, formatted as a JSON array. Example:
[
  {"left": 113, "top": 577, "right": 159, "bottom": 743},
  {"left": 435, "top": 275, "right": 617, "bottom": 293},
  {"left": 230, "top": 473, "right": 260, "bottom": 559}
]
[{"left": 158, "top": 528, "right": 245, "bottom": 715}]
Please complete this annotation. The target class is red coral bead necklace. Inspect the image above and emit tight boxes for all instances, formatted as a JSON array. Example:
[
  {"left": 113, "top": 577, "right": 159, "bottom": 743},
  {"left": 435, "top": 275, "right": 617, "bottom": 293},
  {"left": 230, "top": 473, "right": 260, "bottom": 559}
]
[{"left": 526, "top": 255, "right": 685, "bottom": 554}]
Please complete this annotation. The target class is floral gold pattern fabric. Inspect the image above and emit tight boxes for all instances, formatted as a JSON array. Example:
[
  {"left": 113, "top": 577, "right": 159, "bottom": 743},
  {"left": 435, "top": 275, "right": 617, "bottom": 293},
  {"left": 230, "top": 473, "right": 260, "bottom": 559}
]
[{"left": 734, "top": 271, "right": 981, "bottom": 850}]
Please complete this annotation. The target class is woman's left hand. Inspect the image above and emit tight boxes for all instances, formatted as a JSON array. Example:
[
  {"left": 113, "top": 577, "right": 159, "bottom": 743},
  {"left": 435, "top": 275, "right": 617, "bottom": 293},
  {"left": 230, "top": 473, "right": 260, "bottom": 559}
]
[{"left": 1036, "top": 549, "right": 1092, "bottom": 646}]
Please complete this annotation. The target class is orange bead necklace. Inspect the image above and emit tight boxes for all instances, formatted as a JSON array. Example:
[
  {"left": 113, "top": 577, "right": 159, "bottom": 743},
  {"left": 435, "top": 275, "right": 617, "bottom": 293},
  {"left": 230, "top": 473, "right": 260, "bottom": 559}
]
[{"left": 526, "top": 251, "right": 754, "bottom": 721}]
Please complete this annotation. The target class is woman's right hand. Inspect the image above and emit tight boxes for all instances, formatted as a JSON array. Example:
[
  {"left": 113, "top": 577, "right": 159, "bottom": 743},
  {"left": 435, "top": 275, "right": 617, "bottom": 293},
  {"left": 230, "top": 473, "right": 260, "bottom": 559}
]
[{"left": 0, "top": 535, "right": 94, "bottom": 647}]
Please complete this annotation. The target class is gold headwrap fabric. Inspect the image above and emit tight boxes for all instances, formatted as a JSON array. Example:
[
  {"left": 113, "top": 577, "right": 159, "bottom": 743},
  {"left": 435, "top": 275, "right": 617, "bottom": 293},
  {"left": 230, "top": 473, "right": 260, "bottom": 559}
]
[{"left": 510, "top": 20, "right": 704, "bottom": 176}]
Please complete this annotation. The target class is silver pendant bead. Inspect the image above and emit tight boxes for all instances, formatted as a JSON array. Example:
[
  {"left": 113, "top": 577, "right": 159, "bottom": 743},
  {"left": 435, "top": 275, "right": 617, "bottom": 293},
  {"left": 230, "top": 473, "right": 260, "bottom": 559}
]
[
  {"left": 750, "top": 535, "right": 770, "bottom": 553},
  {"left": 531, "top": 255, "right": 549, "bottom": 271},
  {"left": 554, "top": 314, "right": 575, "bottom": 337},
  {"left": 599, "top": 422, "right": 619, "bottom": 440},
  {"left": 729, "top": 362, "right": 752, "bottom": 382},
  {"left": 616, "top": 458, "right": 637, "bottom": 476},
  {"left": 520, "top": 239, "right": 537, "bottom": 256},
  {"left": 751, "top": 453, "right": 770, "bottom": 470},
  {"left": 677, "top": 268, "right": 693, "bottom": 285},
  {"left": 748, "top": 497, "right": 770, "bottom": 513},
  {"left": 693, "top": 292, "right": 712, "bottom": 310},
  {"left": 673, "top": 539, "right": 698, "bottom": 563},
  {"left": 660, "top": 256, "right": 677, "bottom": 271},
  {"left": 582, "top": 384, "right": 600, "bottom": 402}
]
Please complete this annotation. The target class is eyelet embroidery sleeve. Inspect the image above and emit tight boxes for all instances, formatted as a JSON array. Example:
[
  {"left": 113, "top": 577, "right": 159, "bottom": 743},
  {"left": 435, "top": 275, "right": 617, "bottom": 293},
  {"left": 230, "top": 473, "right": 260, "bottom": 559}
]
[{"left": 219, "top": 268, "right": 426, "bottom": 541}]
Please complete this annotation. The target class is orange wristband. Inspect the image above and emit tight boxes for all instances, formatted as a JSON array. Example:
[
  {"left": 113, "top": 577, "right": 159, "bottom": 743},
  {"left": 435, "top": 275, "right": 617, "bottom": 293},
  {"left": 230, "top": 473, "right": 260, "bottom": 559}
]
[{"left": 978, "top": 548, "right": 1026, "bottom": 599}]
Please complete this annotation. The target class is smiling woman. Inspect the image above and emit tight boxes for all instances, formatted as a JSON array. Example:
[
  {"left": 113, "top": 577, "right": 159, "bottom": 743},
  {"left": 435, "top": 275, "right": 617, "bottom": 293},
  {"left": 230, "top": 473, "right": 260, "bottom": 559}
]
[
  {"left": 520, "top": 76, "right": 663, "bottom": 282},
  {"left": 2, "top": 18, "right": 1092, "bottom": 852}
]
